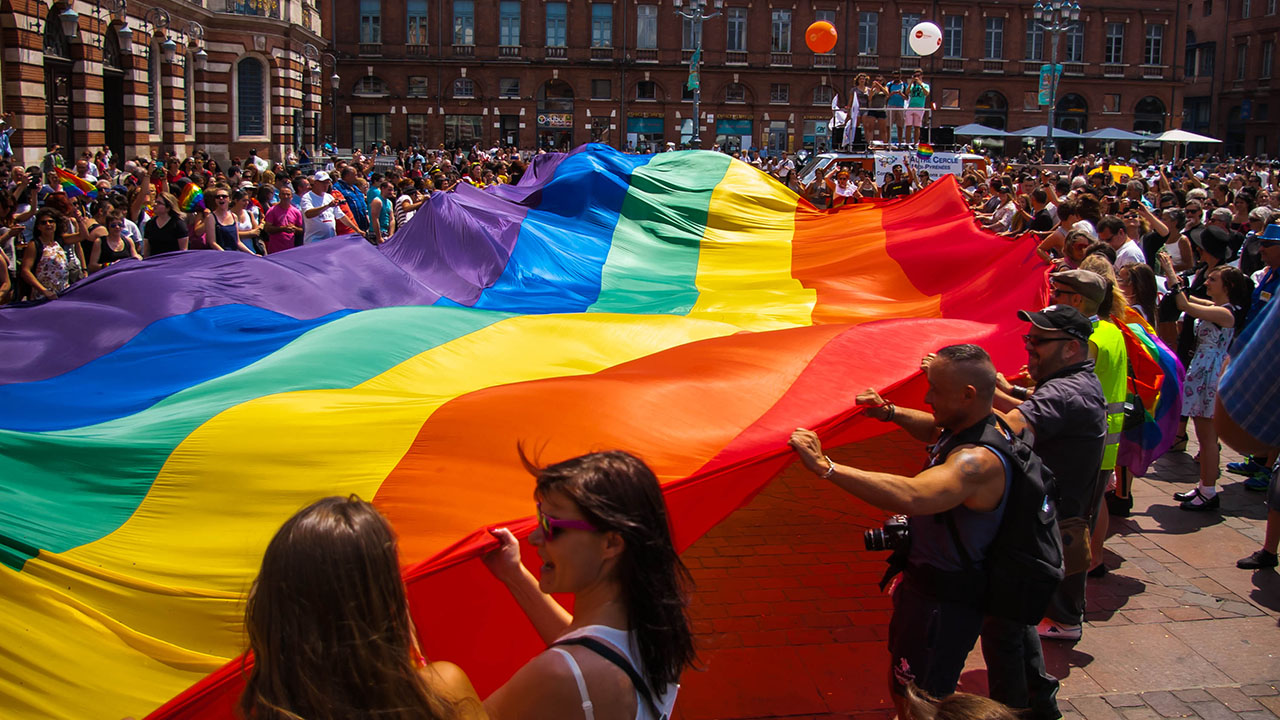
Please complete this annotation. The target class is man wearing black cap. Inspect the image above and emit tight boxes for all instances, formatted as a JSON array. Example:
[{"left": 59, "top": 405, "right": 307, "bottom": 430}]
[{"left": 982, "top": 304, "right": 1107, "bottom": 719}]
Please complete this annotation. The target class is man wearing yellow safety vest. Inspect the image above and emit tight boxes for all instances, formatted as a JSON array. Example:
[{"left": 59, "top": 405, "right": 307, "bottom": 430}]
[{"left": 1037, "top": 269, "right": 1128, "bottom": 642}]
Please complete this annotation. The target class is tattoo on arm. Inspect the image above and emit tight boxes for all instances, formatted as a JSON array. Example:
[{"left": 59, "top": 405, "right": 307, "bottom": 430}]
[{"left": 957, "top": 454, "right": 985, "bottom": 479}]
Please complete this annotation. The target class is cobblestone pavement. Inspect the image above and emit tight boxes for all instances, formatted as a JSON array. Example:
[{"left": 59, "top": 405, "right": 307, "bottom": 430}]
[{"left": 675, "top": 427, "right": 1280, "bottom": 719}]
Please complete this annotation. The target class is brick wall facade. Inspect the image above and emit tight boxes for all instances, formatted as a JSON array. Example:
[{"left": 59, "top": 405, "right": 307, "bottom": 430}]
[{"left": 1185, "top": 0, "right": 1280, "bottom": 156}]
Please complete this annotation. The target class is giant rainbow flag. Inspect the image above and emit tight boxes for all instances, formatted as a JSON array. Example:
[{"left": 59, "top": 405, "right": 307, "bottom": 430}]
[{"left": 1, "top": 145, "right": 1053, "bottom": 719}]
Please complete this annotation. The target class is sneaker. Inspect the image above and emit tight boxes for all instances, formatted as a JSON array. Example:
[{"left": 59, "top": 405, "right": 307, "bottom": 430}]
[
  {"left": 1179, "top": 487, "right": 1220, "bottom": 512},
  {"left": 1237, "top": 549, "right": 1279, "bottom": 569},
  {"left": 1228, "top": 458, "right": 1267, "bottom": 476},
  {"left": 1243, "top": 472, "right": 1272, "bottom": 492},
  {"left": 1037, "top": 619, "right": 1083, "bottom": 641},
  {"left": 1105, "top": 490, "right": 1133, "bottom": 517}
]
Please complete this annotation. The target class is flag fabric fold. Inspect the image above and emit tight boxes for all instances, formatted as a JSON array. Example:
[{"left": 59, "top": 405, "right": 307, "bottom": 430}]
[{"left": 2, "top": 145, "right": 1059, "bottom": 720}]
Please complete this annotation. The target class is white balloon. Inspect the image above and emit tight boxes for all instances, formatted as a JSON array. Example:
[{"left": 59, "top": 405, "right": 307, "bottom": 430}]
[{"left": 909, "top": 22, "right": 943, "bottom": 56}]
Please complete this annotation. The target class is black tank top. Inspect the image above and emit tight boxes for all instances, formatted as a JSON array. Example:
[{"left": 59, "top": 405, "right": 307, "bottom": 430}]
[{"left": 98, "top": 236, "right": 133, "bottom": 266}]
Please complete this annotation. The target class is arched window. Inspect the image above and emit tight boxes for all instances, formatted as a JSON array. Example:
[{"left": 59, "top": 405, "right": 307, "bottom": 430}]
[
  {"left": 43, "top": 8, "right": 70, "bottom": 58},
  {"left": 724, "top": 82, "right": 746, "bottom": 103},
  {"left": 1056, "top": 93, "right": 1088, "bottom": 134},
  {"left": 974, "top": 90, "right": 1007, "bottom": 130},
  {"left": 236, "top": 57, "right": 266, "bottom": 137},
  {"left": 353, "top": 75, "right": 389, "bottom": 96},
  {"left": 1133, "top": 96, "right": 1166, "bottom": 134},
  {"left": 103, "top": 29, "right": 122, "bottom": 70}
]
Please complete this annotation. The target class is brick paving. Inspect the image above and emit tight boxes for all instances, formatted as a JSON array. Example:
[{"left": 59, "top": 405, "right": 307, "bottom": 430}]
[{"left": 675, "top": 426, "right": 1280, "bottom": 719}]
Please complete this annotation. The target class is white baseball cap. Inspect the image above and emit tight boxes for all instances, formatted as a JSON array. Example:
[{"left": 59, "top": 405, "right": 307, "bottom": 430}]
[{"left": 312, "top": 171, "right": 331, "bottom": 182}]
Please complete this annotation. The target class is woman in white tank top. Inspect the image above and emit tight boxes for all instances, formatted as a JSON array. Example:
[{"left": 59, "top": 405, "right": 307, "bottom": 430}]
[{"left": 483, "top": 451, "right": 694, "bottom": 720}]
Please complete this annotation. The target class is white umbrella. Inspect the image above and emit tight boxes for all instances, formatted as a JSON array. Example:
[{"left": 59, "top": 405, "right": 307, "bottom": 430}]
[
  {"left": 1011, "top": 125, "right": 1087, "bottom": 139},
  {"left": 952, "top": 123, "right": 1009, "bottom": 137},
  {"left": 1081, "top": 128, "right": 1150, "bottom": 142},
  {"left": 1155, "top": 129, "right": 1223, "bottom": 144}
]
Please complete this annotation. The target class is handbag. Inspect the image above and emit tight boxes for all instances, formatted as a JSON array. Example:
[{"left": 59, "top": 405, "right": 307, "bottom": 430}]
[{"left": 1058, "top": 515, "right": 1092, "bottom": 576}]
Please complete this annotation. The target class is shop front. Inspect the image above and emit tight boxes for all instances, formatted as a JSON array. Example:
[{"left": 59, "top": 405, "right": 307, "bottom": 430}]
[
  {"left": 626, "top": 116, "right": 664, "bottom": 153},
  {"left": 715, "top": 118, "right": 753, "bottom": 153}
]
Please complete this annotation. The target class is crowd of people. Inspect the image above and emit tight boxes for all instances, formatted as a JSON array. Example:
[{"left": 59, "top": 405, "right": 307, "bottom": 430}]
[{"left": 3, "top": 139, "right": 1278, "bottom": 720}]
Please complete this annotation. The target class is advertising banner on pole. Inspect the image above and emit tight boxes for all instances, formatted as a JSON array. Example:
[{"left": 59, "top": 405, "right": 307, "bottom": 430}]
[{"left": 1038, "top": 64, "right": 1063, "bottom": 106}]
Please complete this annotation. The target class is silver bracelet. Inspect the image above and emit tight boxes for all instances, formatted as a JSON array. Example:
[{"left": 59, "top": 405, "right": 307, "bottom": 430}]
[{"left": 820, "top": 456, "right": 837, "bottom": 479}]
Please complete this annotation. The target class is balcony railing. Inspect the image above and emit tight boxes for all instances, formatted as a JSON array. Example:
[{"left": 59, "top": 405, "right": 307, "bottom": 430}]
[
  {"left": 771, "top": 52, "right": 792, "bottom": 66},
  {"left": 452, "top": 44, "right": 474, "bottom": 57},
  {"left": 726, "top": 50, "right": 747, "bottom": 64},
  {"left": 358, "top": 43, "right": 381, "bottom": 56},
  {"left": 681, "top": 49, "right": 695, "bottom": 63},
  {"left": 813, "top": 53, "right": 835, "bottom": 68},
  {"left": 547, "top": 46, "right": 567, "bottom": 59},
  {"left": 1101, "top": 63, "right": 1126, "bottom": 77},
  {"left": 941, "top": 57, "right": 964, "bottom": 71},
  {"left": 982, "top": 59, "right": 1007, "bottom": 73},
  {"left": 406, "top": 43, "right": 428, "bottom": 57},
  {"left": 857, "top": 53, "right": 879, "bottom": 69},
  {"left": 219, "top": 0, "right": 280, "bottom": 18},
  {"left": 899, "top": 56, "right": 921, "bottom": 70},
  {"left": 636, "top": 48, "right": 658, "bottom": 62},
  {"left": 1020, "top": 60, "right": 1043, "bottom": 74},
  {"left": 498, "top": 45, "right": 520, "bottom": 58},
  {"left": 1063, "top": 62, "right": 1085, "bottom": 76},
  {"left": 590, "top": 46, "right": 614, "bottom": 60},
  {"left": 1141, "top": 64, "right": 1166, "bottom": 79}
]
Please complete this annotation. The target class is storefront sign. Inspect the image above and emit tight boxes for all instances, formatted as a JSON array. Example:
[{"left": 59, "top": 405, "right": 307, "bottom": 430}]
[{"left": 537, "top": 113, "right": 574, "bottom": 128}]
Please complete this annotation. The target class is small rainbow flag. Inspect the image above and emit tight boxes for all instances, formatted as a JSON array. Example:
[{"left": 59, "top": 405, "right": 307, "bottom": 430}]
[
  {"left": 178, "top": 183, "right": 204, "bottom": 213},
  {"left": 916, "top": 143, "right": 935, "bottom": 159},
  {"left": 55, "top": 168, "right": 96, "bottom": 200}
]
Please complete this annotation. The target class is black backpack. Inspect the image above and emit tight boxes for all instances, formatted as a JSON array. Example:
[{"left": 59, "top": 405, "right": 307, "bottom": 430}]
[{"left": 944, "top": 415, "right": 1065, "bottom": 625}]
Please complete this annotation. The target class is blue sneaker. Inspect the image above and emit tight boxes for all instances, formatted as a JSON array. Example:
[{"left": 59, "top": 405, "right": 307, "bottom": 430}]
[
  {"left": 1243, "top": 471, "right": 1272, "bottom": 492},
  {"left": 1228, "top": 458, "right": 1267, "bottom": 476}
]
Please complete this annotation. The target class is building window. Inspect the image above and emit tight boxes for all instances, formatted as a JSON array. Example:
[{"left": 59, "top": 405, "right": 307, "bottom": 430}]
[
  {"left": 1025, "top": 24, "right": 1043, "bottom": 60},
  {"left": 940, "top": 88, "right": 960, "bottom": 109},
  {"left": 901, "top": 13, "right": 921, "bottom": 56},
  {"left": 1023, "top": 91, "right": 1041, "bottom": 110},
  {"left": 1103, "top": 94, "right": 1121, "bottom": 112},
  {"left": 1270, "top": 0, "right": 1277, "bottom": 15},
  {"left": 1104, "top": 22, "right": 1124, "bottom": 64},
  {"left": 1066, "top": 22, "right": 1084, "bottom": 62},
  {"left": 352, "top": 114, "right": 387, "bottom": 151},
  {"left": 727, "top": 8, "right": 747, "bottom": 52},
  {"left": 859, "top": 12, "right": 878, "bottom": 55},
  {"left": 772, "top": 10, "right": 792, "bottom": 53},
  {"left": 1200, "top": 44, "right": 1216, "bottom": 76},
  {"left": 1204, "top": 0, "right": 1213, "bottom": 15},
  {"left": 814, "top": 9, "right": 836, "bottom": 55},
  {"left": 1244, "top": 0, "right": 1252, "bottom": 17},
  {"left": 1263, "top": 40, "right": 1274, "bottom": 78},
  {"left": 408, "top": 76, "right": 429, "bottom": 97},
  {"left": 636, "top": 80, "right": 657, "bottom": 100},
  {"left": 1144, "top": 24, "right": 1164, "bottom": 65},
  {"left": 499, "top": 1, "right": 520, "bottom": 46},
  {"left": 770, "top": 83, "right": 789, "bottom": 103},
  {"left": 499, "top": 78, "right": 520, "bottom": 98},
  {"left": 407, "top": 0, "right": 428, "bottom": 44},
  {"left": 682, "top": 15, "right": 701, "bottom": 50},
  {"left": 408, "top": 113, "right": 429, "bottom": 145},
  {"left": 637, "top": 5, "right": 657, "bottom": 49},
  {"left": 444, "top": 115, "right": 483, "bottom": 147},
  {"left": 453, "top": 0, "right": 474, "bottom": 45},
  {"left": 725, "top": 82, "right": 745, "bottom": 103},
  {"left": 591, "top": 79, "right": 611, "bottom": 99},
  {"left": 983, "top": 17, "right": 1004, "bottom": 60},
  {"left": 546, "top": 3, "right": 567, "bottom": 47},
  {"left": 453, "top": 77, "right": 474, "bottom": 98},
  {"left": 591, "top": 4, "right": 613, "bottom": 48},
  {"left": 1237, "top": 44, "right": 1248, "bottom": 79},
  {"left": 943, "top": 15, "right": 963, "bottom": 58},
  {"left": 813, "top": 85, "right": 834, "bottom": 105},
  {"left": 354, "top": 75, "right": 388, "bottom": 96},
  {"left": 360, "top": 0, "right": 381, "bottom": 44},
  {"left": 236, "top": 57, "right": 265, "bottom": 137}
]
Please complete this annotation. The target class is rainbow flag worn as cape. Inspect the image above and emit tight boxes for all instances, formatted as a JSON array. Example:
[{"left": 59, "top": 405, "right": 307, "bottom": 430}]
[
  {"left": 55, "top": 167, "right": 96, "bottom": 200},
  {"left": 1116, "top": 314, "right": 1185, "bottom": 476},
  {"left": 0, "top": 145, "right": 1053, "bottom": 720}
]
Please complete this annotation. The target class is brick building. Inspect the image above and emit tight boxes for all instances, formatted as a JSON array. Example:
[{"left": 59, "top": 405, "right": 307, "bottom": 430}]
[
  {"left": 1184, "top": 0, "right": 1280, "bottom": 156},
  {"left": 0, "top": 0, "right": 325, "bottom": 167},
  {"left": 328, "top": 0, "right": 1184, "bottom": 154}
]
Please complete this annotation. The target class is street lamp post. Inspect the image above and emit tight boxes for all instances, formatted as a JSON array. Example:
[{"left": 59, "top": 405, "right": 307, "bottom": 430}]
[
  {"left": 1032, "top": 0, "right": 1081, "bottom": 161},
  {"left": 673, "top": 0, "right": 722, "bottom": 149},
  {"left": 322, "top": 52, "right": 338, "bottom": 152}
]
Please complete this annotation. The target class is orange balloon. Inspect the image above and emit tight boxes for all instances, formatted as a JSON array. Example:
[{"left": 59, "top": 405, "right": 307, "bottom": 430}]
[{"left": 805, "top": 21, "right": 838, "bottom": 54}]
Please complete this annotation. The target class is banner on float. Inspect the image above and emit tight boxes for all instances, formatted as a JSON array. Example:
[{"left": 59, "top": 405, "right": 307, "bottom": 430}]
[{"left": 873, "top": 151, "right": 965, "bottom": 178}]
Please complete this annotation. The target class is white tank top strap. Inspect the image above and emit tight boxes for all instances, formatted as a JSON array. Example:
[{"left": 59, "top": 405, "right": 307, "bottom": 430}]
[
  {"left": 548, "top": 647, "right": 595, "bottom": 720},
  {"left": 556, "top": 625, "right": 679, "bottom": 720}
]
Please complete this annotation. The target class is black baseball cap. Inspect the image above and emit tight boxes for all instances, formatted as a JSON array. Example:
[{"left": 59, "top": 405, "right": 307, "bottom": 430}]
[{"left": 1017, "top": 304, "right": 1093, "bottom": 343}]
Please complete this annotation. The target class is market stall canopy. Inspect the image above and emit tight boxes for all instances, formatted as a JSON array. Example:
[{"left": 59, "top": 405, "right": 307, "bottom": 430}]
[
  {"left": 1155, "top": 129, "right": 1223, "bottom": 143},
  {"left": 952, "top": 123, "right": 1010, "bottom": 137},
  {"left": 1081, "top": 128, "right": 1152, "bottom": 142},
  {"left": 1011, "top": 125, "right": 1087, "bottom": 139}
]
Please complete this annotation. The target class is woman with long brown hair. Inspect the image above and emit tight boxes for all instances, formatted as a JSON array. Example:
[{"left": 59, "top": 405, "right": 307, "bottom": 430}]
[
  {"left": 483, "top": 450, "right": 696, "bottom": 720},
  {"left": 240, "top": 495, "right": 484, "bottom": 720}
]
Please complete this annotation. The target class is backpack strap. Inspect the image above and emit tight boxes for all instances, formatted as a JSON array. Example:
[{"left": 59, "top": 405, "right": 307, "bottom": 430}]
[{"left": 553, "top": 636, "right": 665, "bottom": 720}]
